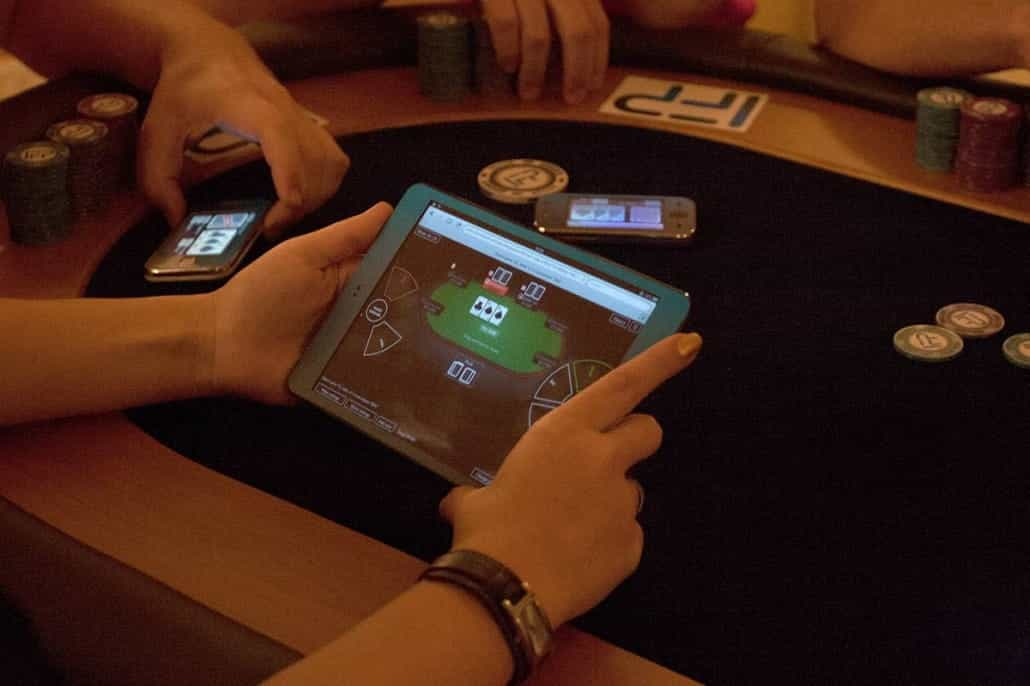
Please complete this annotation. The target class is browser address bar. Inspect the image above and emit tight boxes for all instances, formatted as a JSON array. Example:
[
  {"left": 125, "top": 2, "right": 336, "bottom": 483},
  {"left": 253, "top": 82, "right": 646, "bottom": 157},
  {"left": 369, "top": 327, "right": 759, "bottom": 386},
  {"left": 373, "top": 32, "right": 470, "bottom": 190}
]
[{"left": 459, "top": 225, "right": 587, "bottom": 286}]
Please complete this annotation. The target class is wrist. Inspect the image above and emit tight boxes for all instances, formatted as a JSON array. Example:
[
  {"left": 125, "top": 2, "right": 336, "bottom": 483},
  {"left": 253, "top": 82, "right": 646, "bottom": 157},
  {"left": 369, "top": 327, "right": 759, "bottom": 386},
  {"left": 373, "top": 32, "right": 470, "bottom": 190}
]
[
  {"left": 192, "top": 293, "right": 222, "bottom": 398},
  {"left": 453, "top": 540, "right": 572, "bottom": 628},
  {"left": 422, "top": 550, "right": 554, "bottom": 684}
]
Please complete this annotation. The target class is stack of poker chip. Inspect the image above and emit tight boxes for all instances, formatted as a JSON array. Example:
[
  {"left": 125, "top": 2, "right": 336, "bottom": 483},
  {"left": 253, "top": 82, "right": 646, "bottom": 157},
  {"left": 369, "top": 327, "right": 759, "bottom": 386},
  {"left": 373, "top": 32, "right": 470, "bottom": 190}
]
[
  {"left": 473, "top": 19, "right": 515, "bottom": 98},
  {"left": 1, "top": 141, "right": 72, "bottom": 245},
  {"left": 955, "top": 97, "right": 1022, "bottom": 192},
  {"left": 46, "top": 119, "right": 116, "bottom": 218},
  {"left": 417, "top": 12, "right": 472, "bottom": 102},
  {"left": 914, "top": 87, "right": 971, "bottom": 171},
  {"left": 77, "top": 93, "right": 139, "bottom": 186}
]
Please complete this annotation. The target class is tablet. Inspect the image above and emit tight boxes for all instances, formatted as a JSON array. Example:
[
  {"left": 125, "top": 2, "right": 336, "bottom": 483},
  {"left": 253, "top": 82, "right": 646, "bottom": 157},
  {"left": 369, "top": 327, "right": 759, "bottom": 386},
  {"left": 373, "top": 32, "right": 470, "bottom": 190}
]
[{"left": 289, "top": 184, "right": 691, "bottom": 485}]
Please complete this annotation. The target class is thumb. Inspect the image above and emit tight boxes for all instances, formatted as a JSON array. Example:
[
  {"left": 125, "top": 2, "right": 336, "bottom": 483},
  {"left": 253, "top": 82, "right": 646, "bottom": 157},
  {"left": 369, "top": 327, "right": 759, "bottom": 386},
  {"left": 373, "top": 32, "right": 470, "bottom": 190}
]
[
  {"left": 288, "top": 202, "right": 393, "bottom": 267},
  {"left": 439, "top": 485, "right": 476, "bottom": 524}
]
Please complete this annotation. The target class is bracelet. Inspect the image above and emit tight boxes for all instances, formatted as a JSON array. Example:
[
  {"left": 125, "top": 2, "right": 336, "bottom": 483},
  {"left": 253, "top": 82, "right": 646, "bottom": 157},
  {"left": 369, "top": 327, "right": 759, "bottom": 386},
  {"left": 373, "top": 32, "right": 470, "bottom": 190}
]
[{"left": 420, "top": 550, "right": 554, "bottom": 685}]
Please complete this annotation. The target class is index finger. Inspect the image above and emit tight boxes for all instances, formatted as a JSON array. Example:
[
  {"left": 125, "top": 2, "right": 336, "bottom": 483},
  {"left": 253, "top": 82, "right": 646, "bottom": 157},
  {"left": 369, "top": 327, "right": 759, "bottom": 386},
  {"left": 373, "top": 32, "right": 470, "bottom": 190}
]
[{"left": 560, "top": 333, "right": 702, "bottom": 431}]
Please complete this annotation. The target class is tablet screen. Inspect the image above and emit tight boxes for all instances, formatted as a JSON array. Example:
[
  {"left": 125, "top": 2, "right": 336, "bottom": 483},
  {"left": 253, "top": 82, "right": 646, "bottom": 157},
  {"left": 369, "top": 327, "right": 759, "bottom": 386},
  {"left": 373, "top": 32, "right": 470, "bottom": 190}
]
[{"left": 313, "top": 201, "right": 662, "bottom": 484}]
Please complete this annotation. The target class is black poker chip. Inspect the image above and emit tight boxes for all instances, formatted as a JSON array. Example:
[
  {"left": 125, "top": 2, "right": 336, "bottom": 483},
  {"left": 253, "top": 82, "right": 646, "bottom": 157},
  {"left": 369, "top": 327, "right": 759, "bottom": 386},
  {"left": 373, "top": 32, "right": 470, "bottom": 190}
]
[
  {"left": 77, "top": 93, "right": 140, "bottom": 186},
  {"left": 2, "top": 141, "right": 72, "bottom": 245},
  {"left": 417, "top": 12, "right": 472, "bottom": 102},
  {"left": 473, "top": 19, "right": 515, "bottom": 98},
  {"left": 47, "top": 118, "right": 117, "bottom": 218}
]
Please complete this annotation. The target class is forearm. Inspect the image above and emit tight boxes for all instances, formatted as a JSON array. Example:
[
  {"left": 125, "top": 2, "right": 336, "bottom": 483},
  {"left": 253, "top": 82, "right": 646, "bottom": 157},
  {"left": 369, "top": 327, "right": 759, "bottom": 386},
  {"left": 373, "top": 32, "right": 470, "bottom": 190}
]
[
  {"left": 0, "top": 296, "right": 216, "bottom": 425},
  {"left": 189, "top": 0, "right": 385, "bottom": 25},
  {"left": 6, "top": 0, "right": 254, "bottom": 89},
  {"left": 816, "top": 0, "right": 1030, "bottom": 76},
  {"left": 261, "top": 580, "right": 514, "bottom": 686}
]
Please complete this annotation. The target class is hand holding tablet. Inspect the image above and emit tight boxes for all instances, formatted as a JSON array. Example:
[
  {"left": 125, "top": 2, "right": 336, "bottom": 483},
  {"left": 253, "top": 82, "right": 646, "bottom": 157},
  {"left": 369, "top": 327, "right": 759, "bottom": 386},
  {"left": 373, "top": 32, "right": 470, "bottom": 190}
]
[{"left": 290, "top": 184, "right": 693, "bottom": 485}]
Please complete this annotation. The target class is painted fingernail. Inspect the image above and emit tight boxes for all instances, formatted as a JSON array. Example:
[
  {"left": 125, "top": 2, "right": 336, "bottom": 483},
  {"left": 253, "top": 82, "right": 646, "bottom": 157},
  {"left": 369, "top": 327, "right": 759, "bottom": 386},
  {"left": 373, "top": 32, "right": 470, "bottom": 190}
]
[{"left": 678, "top": 333, "right": 703, "bottom": 358}]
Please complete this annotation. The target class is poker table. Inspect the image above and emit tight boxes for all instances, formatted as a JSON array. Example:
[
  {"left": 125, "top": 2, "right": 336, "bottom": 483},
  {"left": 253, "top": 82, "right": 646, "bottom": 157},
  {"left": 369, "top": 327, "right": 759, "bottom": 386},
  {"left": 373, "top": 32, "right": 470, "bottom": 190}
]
[{"left": 2, "top": 12, "right": 1030, "bottom": 686}]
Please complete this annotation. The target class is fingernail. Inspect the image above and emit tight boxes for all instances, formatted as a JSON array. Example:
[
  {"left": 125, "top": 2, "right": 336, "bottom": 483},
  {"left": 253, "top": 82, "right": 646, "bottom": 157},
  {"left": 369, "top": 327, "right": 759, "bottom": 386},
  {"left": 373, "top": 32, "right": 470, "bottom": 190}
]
[{"left": 678, "top": 332, "right": 703, "bottom": 358}]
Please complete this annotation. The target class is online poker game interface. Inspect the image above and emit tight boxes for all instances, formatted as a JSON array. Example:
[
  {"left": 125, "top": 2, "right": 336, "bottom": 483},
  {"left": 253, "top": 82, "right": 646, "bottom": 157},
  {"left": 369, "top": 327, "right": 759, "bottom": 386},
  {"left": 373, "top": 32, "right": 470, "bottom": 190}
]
[{"left": 315, "top": 202, "right": 659, "bottom": 484}]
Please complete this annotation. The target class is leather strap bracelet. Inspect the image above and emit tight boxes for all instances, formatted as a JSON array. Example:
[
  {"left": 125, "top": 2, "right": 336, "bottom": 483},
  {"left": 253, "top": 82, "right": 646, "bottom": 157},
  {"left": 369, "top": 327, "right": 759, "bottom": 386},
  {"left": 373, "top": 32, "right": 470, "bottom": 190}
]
[{"left": 420, "top": 550, "right": 554, "bottom": 685}]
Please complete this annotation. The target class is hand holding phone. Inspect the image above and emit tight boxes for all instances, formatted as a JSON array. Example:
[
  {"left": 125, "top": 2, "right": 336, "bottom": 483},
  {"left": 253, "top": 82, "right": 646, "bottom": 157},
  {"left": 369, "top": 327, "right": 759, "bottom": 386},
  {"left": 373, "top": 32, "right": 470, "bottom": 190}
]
[
  {"left": 144, "top": 199, "right": 270, "bottom": 282},
  {"left": 534, "top": 193, "right": 696, "bottom": 243}
]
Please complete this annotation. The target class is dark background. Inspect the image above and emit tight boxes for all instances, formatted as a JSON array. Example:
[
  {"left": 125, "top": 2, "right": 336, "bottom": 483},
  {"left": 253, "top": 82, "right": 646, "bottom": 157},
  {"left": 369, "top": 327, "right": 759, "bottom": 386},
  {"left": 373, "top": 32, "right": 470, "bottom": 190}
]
[{"left": 88, "top": 121, "right": 1030, "bottom": 686}]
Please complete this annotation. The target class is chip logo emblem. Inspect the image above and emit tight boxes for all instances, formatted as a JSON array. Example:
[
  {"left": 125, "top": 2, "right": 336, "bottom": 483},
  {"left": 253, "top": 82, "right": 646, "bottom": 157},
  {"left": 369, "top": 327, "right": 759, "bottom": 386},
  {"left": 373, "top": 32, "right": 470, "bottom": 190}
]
[
  {"left": 92, "top": 96, "right": 127, "bottom": 113},
  {"left": 59, "top": 123, "right": 98, "bottom": 141},
  {"left": 972, "top": 100, "right": 1008, "bottom": 116},
  {"left": 19, "top": 145, "right": 57, "bottom": 163}
]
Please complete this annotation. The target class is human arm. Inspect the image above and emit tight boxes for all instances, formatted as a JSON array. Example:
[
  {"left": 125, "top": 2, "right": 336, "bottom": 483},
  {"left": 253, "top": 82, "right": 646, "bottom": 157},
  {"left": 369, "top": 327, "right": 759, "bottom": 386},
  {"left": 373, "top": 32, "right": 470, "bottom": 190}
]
[
  {"left": 0, "top": 203, "right": 392, "bottom": 426},
  {"left": 262, "top": 331, "right": 703, "bottom": 686},
  {"left": 815, "top": 0, "right": 1030, "bottom": 77},
  {"left": 1, "top": 0, "right": 348, "bottom": 235}
]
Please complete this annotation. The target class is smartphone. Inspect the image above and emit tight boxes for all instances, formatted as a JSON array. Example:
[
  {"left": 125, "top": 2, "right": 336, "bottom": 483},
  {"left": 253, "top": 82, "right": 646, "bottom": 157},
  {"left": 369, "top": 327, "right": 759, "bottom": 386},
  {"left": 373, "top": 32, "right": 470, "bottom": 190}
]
[
  {"left": 534, "top": 193, "right": 696, "bottom": 243},
  {"left": 144, "top": 199, "right": 270, "bottom": 282}
]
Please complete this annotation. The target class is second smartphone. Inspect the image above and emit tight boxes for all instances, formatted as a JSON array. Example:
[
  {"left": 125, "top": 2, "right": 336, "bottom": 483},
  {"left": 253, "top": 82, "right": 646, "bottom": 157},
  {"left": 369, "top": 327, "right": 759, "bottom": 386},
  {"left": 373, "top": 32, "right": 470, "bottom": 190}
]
[{"left": 534, "top": 193, "right": 696, "bottom": 244}]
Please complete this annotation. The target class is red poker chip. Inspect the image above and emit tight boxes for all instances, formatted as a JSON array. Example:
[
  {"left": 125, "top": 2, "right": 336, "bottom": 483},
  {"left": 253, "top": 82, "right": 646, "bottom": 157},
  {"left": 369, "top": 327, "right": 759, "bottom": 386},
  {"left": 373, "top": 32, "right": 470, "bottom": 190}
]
[{"left": 955, "top": 98, "right": 1023, "bottom": 192}]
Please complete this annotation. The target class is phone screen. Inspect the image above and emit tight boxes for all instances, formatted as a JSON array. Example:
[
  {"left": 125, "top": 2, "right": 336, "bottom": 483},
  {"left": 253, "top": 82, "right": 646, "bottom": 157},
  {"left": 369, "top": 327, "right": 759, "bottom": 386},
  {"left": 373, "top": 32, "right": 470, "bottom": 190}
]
[
  {"left": 173, "top": 211, "right": 258, "bottom": 257},
  {"left": 566, "top": 197, "right": 664, "bottom": 231}
]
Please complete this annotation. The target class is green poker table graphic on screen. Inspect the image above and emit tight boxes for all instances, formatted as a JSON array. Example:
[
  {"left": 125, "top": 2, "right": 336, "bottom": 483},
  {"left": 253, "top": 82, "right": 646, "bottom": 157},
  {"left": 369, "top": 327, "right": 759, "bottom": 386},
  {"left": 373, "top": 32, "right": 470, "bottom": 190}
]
[{"left": 426, "top": 280, "right": 561, "bottom": 374}]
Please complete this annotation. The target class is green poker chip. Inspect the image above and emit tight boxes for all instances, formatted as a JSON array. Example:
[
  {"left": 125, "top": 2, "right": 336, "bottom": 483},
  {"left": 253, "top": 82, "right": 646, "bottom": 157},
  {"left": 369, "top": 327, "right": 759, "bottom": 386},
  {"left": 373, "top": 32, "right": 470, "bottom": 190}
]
[
  {"left": 1002, "top": 333, "right": 1030, "bottom": 369},
  {"left": 893, "top": 324, "right": 964, "bottom": 363},
  {"left": 417, "top": 12, "right": 472, "bottom": 102},
  {"left": 914, "top": 87, "right": 971, "bottom": 172}
]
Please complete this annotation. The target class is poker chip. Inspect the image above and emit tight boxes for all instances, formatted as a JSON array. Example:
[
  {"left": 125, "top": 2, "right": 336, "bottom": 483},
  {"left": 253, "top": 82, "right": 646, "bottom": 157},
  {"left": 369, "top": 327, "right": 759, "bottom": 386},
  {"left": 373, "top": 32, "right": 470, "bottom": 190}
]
[
  {"left": 47, "top": 119, "right": 117, "bottom": 218},
  {"left": 955, "top": 97, "right": 1022, "bottom": 193},
  {"left": 893, "top": 324, "right": 964, "bottom": 363},
  {"left": 915, "top": 87, "right": 971, "bottom": 172},
  {"left": 417, "top": 12, "right": 472, "bottom": 102},
  {"left": 478, "top": 159, "right": 569, "bottom": 204},
  {"left": 1, "top": 141, "right": 72, "bottom": 245},
  {"left": 473, "top": 19, "right": 515, "bottom": 98},
  {"left": 1002, "top": 333, "right": 1030, "bottom": 369},
  {"left": 77, "top": 93, "right": 139, "bottom": 186},
  {"left": 934, "top": 302, "right": 1006, "bottom": 338}
]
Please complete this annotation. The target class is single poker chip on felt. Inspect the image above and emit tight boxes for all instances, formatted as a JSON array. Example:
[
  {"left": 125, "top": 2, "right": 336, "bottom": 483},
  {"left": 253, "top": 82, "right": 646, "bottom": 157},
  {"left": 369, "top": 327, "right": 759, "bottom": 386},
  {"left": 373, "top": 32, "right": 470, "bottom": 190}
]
[
  {"left": 934, "top": 302, "right": 1006, "bottom": 338},
  {"left": 893, "top": 324, "right": 964, "bottom": 363},
  {"left": 1002, "top": 333, "right": 1030, "bottom": 369},
  {"left": 478, "top": 159, "right": 569, "bottom": 204}
]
